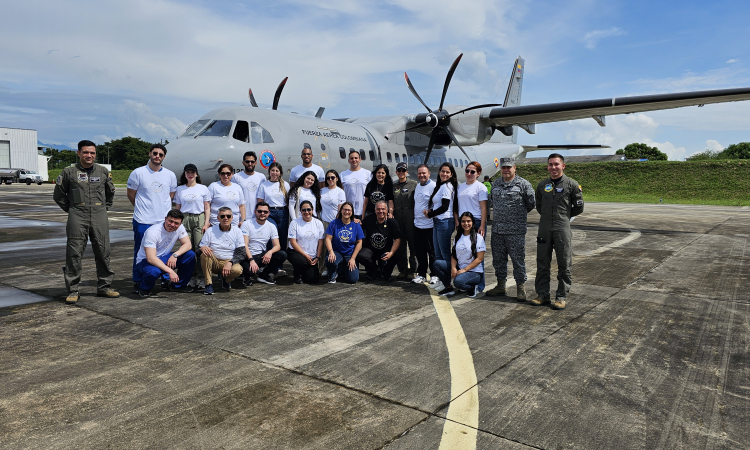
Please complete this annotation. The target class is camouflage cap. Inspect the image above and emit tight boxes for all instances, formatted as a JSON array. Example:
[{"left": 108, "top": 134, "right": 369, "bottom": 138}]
[{"left": 500, "top": 157, "right": 515, "bottom": 167}]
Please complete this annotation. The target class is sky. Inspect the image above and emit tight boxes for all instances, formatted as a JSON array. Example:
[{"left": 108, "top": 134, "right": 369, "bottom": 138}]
[{"left": 1, "top": 0, "right": 749, "bottom": 160}]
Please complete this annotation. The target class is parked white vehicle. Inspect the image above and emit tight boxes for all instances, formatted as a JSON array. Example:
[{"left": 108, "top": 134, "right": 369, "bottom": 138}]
[{"left": 0, "top": 168, "right": 43, "bottom": 185}]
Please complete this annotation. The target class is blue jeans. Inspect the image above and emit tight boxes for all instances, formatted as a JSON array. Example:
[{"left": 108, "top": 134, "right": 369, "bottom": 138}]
[
  {"left": 135, "top": 251, "right": 196, "bottom": 291},
  {"left": 132, "top": 220, "right": 155, "bottom": 281},
  {"left": 433, "top": 259, "right": 482, "bottom": 291},
  {"left": 325, "top": 250, "right": 359, "bottom": 284},
  {"left": 433, "top": 217, "right": 454, "bottom": 263},
  {"left": 267, "top": 209, "right": 289, "bottom": 250}
]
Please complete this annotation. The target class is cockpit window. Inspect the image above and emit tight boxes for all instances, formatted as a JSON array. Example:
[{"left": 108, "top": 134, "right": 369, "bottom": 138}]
[
  {"left": 233, "top": 121, "right": 250, "bottom": 142},
  {"left": 250, "top": 122, "right": 274, "bottom": 144},
  {"left": 181, "top": 119, "right": 210, "bottom": 137},
  {"left": 198, "top": 120, "right": 233, "bottom": 137}
]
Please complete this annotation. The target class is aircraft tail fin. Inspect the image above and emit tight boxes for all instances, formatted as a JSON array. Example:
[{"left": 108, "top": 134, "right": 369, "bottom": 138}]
[{"left": 494, "top": 56, "right": 525, "bottom": 144}]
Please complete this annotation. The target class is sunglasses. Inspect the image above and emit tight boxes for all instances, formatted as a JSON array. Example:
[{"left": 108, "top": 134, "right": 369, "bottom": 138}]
[
  {"left": 256, "top": 210, "right": 270, "bottom": 215},
  {"left": 301, "top": 153, "right": 312, "bottom": 156},
  {"left": 151, "top": 152, "right": 165, "bottom": 157},
  {"left": 396, "top": 168, "right": 407, "bottom": 172},
  {"left": 219, "top": 214, "right": 232, "bottom": 219},
  {"left": 220, "top": 172, "right": 232, "bottom": 176},
  {"left": 465, "top": 169, "right": 477, "bottom": 174},
  {"left": 300, "top": 208, "right": 313, "bottom": 213},
  {"left": 244, "top": 159, "right": 256, "bottom": 164},
  {"left": 326, "top": 176, "right": 337, "bottom": 180}
]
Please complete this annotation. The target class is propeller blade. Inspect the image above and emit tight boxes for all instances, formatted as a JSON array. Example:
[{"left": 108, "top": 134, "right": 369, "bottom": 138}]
[
  {"left": 272, "top": 77, "right": 288, "bottom": 110},
  {"left": 424, "top": 128, "right": 439, "bottom": 163},
  {"left": 388, "top": 121, "right": 430, "bottom": 135},
  {"left": 315, "top": 107, "right": 325, "bottom": 118},
  {"left": 248, "top": 89, "right": 259, "bottom": 107},
  {"left": 447, "top": 103, "right": 504, "bottom": 117},
  {"left": 442, "top": 126, "right": 471, "bottom": 161},
  {"left": 439, "top": 53, "right": 463, "bottom": 111},
  {"left": 404, "top": 72, "right": 432, "bottom": 113}
]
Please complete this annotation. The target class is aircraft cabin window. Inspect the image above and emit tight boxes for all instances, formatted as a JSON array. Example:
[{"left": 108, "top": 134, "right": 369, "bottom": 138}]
[
  {"left": 321, "top": 143, "right": 326, "bottom": 151},
  {"left": 181, "top": 119, "right": 210, "bottom": 138},
  {"left": 387, "top": 152, "right": 392, "bottom": 162},
  {"left": 250, "top": 121, "right": 274, "bottom": 144},
  {"left": 232, "top": 120, "right": 250, "bottom": 142},
  {"left": 198, "top": 120, "right": 233, "bottom": 137},
  {"left": 369, "top": 150, "right": 376, "bottom": 161},
  {"left": 459, "top": 159, "right": 463, "bottom": 168},
  {"left": 359, "top": 149, "right": 366, "bottom": 161},
  {"left": 429, "top": 157, "right": 434, "bottom": 166},
  {"left": 395, "top": 154, "right": 400, "bottom": 163},
  {"left": 402, "top": 153, "right": 406, "bottom": 162},
  {"left": 339, "top": 147, "right": 346, "bottom": 159}
]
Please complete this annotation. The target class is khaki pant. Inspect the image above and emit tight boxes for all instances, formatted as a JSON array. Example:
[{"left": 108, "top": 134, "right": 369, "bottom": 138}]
[{"left": 201, "top": 252, "right": 242, "bottom": 285}]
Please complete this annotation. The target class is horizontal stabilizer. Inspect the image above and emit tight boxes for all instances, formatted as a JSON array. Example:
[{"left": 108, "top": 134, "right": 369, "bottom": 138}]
[{"left": 521, "top": 145, "right": 611, "bottom": 151}]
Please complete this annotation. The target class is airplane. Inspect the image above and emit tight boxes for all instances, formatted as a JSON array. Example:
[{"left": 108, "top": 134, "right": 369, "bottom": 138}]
[{"left": 164, "top": 54, "right": 750, "bottom": 183}]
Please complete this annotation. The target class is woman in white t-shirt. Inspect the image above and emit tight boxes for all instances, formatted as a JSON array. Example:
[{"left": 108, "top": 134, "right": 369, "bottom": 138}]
[
  {"left": 287, "top": 200, "right": 325, "bottom": 284},
  {"left": 287, "top": 170, "right": 321, "bottom": 221},
  {"left": 208, "top": 163, "right": 246, "bottom": 226},
  {"left": 319, "top": 169, "right": 347, "bottom": 276},
  {"left": 174, "top": 163, "right": 211, "bottom": 289},
  {"left": 433, "top": 212, "right": 486, "bottom": 298},
  {"left": 426, "top": 162, "right": 458, "bottom": 272},
  {"left": 257, "top": 162, "right": 291, "bottom": 251},
  {"left": 456, "top": 161, "right": 488, "bottom": 237}
]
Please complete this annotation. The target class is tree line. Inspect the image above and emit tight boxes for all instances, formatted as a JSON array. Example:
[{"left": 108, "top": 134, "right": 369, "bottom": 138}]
[{"left": 45, "top": 137, "right": 167, "bottom": 170}]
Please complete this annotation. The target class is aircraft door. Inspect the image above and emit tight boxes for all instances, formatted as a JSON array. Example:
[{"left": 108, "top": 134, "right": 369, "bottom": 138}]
[{"left": 359, "top": 125, "right": 382, "bottom": 166}]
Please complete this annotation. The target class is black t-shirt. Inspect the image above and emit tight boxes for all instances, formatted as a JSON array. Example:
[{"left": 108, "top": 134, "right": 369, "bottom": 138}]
[
  {"left": 361, "top": 215, "right": 401, "bottom": 254},
  {"left": 364, "top": 183, "right": 394, "bottom": 215}
]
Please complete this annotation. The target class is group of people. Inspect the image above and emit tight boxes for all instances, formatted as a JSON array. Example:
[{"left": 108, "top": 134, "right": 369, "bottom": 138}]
[{"left": 54, "top": 140, "right": 583, "bottom": 310}]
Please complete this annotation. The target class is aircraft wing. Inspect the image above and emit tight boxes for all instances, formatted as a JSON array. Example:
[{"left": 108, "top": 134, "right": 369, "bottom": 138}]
[{"left": 482, "top": 87, "right": 750, "bottom": 127}]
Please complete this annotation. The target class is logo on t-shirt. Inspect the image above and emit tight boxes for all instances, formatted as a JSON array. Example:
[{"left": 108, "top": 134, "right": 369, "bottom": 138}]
[
  {"left": 338, "top": 228, "right": 353, "bottom": 242},
  {"left": 303, "top": 230, "right": 317, "bottom": 241},
  {"left": 371, "top": 232, "right": 386, "bottom": 249},
  {"left": 150, "top": 182, "right": 164, "bottom": 193},
  {"left": 226, "top": 190, "right": 238, "bottom": 200},
  {"left": 457, "top": 244, "right": 470, "bottom": 256},
  {"left": 247, "top": 181, "right": 258, "bottom": 192},
  {"left": 370, "top": 191, "right": 386, "bottom": 203},
  {"left": 183, "top": 193, "right": 197, "bottom": 203}
]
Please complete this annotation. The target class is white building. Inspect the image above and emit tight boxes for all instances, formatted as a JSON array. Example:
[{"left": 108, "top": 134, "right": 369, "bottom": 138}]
[{"left": 0, "top": 127, "right": 39, "bottom": 172}]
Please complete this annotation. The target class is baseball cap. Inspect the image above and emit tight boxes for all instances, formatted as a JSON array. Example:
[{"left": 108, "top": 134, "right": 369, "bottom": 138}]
[
  {"left": 396, "top": 162, "right": 408, "bottom": 170},
  {"left": 500, "top": 157, "right": 515, "bottom": 167},
  {"left": 183, "top": 163, "right": 198, "bottom": 172}
]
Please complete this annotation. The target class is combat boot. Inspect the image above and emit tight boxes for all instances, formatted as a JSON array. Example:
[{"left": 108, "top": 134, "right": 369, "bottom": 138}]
[
  {"left": 516, "top": 283, "right": 526, "bottom": 302},
  {"left": 65, "top": 291, "right": 79, "bottom": 304},
  {"left": 486, "top": 280, "right": 506, "bottom": 297},
  {"left": 97, "top": 288, "right": 120, "bottom": 298},
  {"left": 552, "top": 298, "right": 567, "bottom": 310},
  {"left": 529, "top": 296, "right": 550, "bottom": 306}
]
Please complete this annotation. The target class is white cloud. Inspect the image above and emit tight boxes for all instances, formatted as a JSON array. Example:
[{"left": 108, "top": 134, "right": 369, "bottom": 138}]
[
  {"left": 582, "top": 27, "right": 625, "bottom": 49},
  {"left": 705, "top": 139, "right": 724, "bottom": 151},
  {"left": 116, "top": 100, "right": 187, "bottom": 141},
  {"left": 727, "top": 59, "right": 739, "bottom": 64}
]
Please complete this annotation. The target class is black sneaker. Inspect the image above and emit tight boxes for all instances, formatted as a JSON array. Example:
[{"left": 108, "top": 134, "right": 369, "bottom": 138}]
[
  {"left": 132, "top": 283, "right": 140, "bottom": 294},
  {"left": 467, "top": 286, "right": 477, "bottom": 298},
  {"left": 242, "top": 277, "right": 253, "bottom": 287},
  {"left": 138, "top": 289, "right": 152, "bottom": 298},
  {"left": 257, "top": 273, "right": 276, "bottom": 285},
  {"left": 294, "top": 277, "right": 303, "bottom": 284},
  {"left": 219, "top": 274, "right": 231, "bottom": 290},
  {"left": 438, "top": 287, "right": 455, "bottom": 297}
]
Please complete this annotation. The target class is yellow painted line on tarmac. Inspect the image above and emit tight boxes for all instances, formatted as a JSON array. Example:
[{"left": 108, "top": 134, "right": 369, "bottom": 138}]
[{"left": 429, "top": 286, "right": 479, "bottom": 450}]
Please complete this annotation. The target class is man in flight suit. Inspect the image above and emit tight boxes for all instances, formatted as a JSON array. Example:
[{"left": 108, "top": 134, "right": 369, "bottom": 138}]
[
  {"left": 53, "top": 140, "right": 119, "bottom": 304},
  {"left": 530, "top": 153, "right": 583, "bottom": 310}
]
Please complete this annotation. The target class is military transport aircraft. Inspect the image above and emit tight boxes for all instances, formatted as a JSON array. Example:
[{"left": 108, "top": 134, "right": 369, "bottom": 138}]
[{"left": 164, "top": 54, "right": 750, "bottom": 183}]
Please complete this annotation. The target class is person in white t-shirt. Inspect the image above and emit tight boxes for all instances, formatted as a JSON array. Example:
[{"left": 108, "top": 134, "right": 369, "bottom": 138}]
[
  {"left": 208, "top": 163, "right": 246, "bottom": 226},
  {"left": 340, "top": 150, "right": 372, "bottom": 220},
  {"left": 127, "top": 143, "right": 178, "bottom": 282},
  {"left": 411, "top": 164, "right": 436, "bottom": 284},
  {"left": 232, "top": 151, "right": 266, "bottom": 217},
  {"left": 287, "top": 200, "right": 325, "bottom": 284},
  {"left": 456, "top": 161, "right": 488, "bottom": 237},
  {"left": 239, "top": 201, "right": 288, "bottom": 285},
  {"left": 288, "top": 170, "right": 321, "bottom": 221},
  {"left": 257, "top": 162, "right": 291, "bottom": 253},
  {"left": 133, "top": 209, "right": 196, "bottom": 296},
  {"left": 432, "top": 212, "right": 486, "bottom": 298},
  {"left": 426, "top": 163, "right": 458, "bottom": 288},
  {"left": 199, "top": 206, "right": 245, "bottom": 295},
  {"left": 174, "top": 163, "right": 211, "bottom": 289},
  {"left": 288, "top": 143, "right": 325, "bottom": 187}
]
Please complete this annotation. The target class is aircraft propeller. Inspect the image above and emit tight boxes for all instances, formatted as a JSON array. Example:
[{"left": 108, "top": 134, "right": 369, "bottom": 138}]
[
  {"left": 395, "top": 53, "right": 505, "bottom": 163},
  {"left": 247, "top": 78, "right": 288, "bottom": 109}
]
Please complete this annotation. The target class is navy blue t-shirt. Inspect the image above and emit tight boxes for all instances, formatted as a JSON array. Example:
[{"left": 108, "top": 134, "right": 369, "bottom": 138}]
[{"left": 326, "top": 218, "right": 365, "bottom": 257}]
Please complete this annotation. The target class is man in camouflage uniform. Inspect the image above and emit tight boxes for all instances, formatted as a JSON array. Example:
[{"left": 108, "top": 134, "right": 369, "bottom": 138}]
[
  {"left": 530, "top": 153, "right": 584, "bottom": 310},
  {"left": 53, "top": 140, "right": 119, "bottom": 304},
  {"left": 486, "top": 157, "right": 535, "bottom": 300},
  {"left": 393, "top": 162, "right": 418, "bottom": 279}
]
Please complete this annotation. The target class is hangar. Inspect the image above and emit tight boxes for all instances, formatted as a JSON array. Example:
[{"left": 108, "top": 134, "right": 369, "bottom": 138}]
[{"left": 0, "top": 127, "right": 39, "bottom": 172}]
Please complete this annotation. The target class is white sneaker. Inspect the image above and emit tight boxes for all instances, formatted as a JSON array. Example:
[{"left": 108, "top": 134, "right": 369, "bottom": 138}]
[
  {"left": 197, "top": 278, "right": 206, "bottom": 289},
  {"left": 321, "top": 270, "right": 328, "bottom": 277},
  {"left": 429, "top": 276, "right": 440, "bottom": 285},
  {"left": 431, "top": 282, "right": 445, "bottom": 292},
  {"left": 187, "top": 277, "right": 197, "bottom": 288},
  {"left": 412, "top": 275, "right": 426, "bottom": 284}
]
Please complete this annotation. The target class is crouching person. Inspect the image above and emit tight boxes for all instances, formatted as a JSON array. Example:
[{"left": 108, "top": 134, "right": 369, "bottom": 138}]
[
  {"left": 199, "top": 206, "right": 245, "bottom": 295},
  {"left": 134, "top": 209, "right": 196, "bottom": 297},
  {"left": 239, "top": 201, "right": 288, "bottom": 286}
]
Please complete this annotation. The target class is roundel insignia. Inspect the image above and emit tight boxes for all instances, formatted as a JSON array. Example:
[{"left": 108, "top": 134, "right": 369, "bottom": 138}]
[
  {"left": 494, "top": 158, "right": 499, "bottom": 168},
  {"left": 260, "top": 150, "right": 276, "bottom": 169},
  {"left": 544, "top": 183, "right": 553, "bottom": 192}
]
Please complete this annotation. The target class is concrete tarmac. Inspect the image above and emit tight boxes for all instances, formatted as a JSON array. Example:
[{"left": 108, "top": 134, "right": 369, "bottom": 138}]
[{"left": 1, "top": 185, "right": 749, "bottom": 449}]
